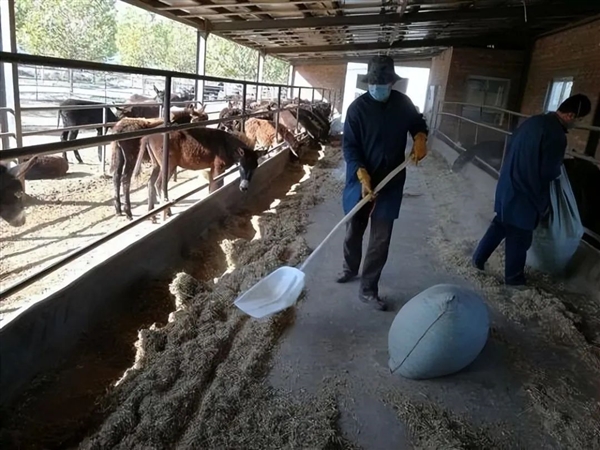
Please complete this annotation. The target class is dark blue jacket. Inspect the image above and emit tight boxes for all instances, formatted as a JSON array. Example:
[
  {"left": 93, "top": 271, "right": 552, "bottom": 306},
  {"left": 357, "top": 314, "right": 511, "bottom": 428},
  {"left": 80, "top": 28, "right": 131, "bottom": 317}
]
[
  {"left": 495, "top": 113, "right": 567, "bottom": 230},
  {"left": 342, "top": 91, "right": 428, "bottom": 220}
]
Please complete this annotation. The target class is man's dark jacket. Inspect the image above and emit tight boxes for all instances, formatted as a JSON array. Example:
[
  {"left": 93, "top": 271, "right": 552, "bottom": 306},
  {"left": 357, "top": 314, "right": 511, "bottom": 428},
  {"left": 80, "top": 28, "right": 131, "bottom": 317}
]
[
  {"left": 495, "top": 113, "right": 567, "bottom": 230},
  {"left": 342, "top": 91, "right": 428, "bottom": 220}
]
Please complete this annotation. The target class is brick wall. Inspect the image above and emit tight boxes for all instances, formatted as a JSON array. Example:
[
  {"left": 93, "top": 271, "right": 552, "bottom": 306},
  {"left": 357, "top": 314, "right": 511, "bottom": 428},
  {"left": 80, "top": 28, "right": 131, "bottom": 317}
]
[
  {"left": 520, "top": 19, "right": 600, "bottom": 157},
  {"left": 445, "top": 48, "right": 526, "bottom": 110},
  {"left": 294, "top": 64, "right": 347, "bottom": 113},
  {"left": 428, "top": 47, "right": 525, "bottom": 145}
]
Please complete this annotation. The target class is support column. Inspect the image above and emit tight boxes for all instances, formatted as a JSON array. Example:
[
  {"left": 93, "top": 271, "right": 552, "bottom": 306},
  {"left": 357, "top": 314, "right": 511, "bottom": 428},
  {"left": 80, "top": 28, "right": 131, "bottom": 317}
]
[
  {"left": 0, "top": 0, "right": 23, "bottom": 151},
  {"left": 256, "top": 51, "right": 265, "bottom": 101},
  {"left": 288, "top": 65, "right": 296, "bottom": 100},
  {"left": 194, "top": 30, "right": 207, "bottom": 107}
]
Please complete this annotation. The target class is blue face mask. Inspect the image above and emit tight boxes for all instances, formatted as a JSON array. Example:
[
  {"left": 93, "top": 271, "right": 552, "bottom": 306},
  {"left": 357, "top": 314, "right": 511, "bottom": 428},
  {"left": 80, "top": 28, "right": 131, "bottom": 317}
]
[{"left": 368, "top": 84, "right": 392, "bottom": 102}]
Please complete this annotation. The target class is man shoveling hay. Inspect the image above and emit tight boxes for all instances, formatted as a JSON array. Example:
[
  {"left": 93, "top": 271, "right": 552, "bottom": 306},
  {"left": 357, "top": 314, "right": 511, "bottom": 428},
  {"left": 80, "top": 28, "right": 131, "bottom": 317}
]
[{"left": 80, "top": 146, "right": 355, "bottom": 449}]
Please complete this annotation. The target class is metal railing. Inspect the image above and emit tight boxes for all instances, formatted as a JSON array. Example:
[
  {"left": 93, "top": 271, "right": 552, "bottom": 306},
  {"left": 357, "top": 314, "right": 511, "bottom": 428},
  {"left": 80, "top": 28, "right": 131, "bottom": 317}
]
[
  {"left": 0, "top": 50, "right": 333, "bottom": 301},
  {"left": 434, "top": 101, "right": 600, "bottom": 170},
  {"left": 0, "top": 51, "right": 337, "bottom": 152}
]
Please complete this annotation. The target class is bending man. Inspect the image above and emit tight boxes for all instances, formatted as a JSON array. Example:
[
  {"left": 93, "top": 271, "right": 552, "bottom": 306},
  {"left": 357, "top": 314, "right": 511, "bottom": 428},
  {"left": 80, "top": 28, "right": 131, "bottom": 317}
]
[{"left": 472, "top": 94, "right": 591, "bottom": 286}]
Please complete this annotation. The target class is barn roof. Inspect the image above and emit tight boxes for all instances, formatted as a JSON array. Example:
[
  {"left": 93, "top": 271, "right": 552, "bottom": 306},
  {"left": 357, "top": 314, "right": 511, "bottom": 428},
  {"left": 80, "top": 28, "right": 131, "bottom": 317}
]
[{"left": 121, "top": 0, "right": 600, "bottom": 65}]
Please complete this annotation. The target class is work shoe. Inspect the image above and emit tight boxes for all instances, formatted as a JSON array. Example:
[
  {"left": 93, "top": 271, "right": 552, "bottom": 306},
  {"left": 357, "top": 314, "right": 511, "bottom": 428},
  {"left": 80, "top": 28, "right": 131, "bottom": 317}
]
[
  {"left": 359, "top": 293, "right": 388, "bottom": 311},
  {"left": 336, "top": 272, "right": 357, "bottom": 283},
  {"left": 472, "top": 259, "right": 485, "bottom": 272}
]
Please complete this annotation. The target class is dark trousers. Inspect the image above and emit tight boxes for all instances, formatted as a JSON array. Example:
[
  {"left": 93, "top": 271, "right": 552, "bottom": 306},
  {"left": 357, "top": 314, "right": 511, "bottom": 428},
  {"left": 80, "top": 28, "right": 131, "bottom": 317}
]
[
  {"left": 473, "top": 215, "right": 533, "bottom": 285},
  {"left": 343, "top": 205, "right": 394, "bottom": 297}
]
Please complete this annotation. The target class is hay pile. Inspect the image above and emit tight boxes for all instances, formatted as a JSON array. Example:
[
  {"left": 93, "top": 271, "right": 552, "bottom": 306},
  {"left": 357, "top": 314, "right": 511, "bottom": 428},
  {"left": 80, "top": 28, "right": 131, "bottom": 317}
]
[
  {"left": 382, "top": 394, "right": 510, "bottom": 449},
  {"left": 81, "top": 146, "right": 352, "bottom": 449},
  {"left": 420, "top": 152, "right": 600, "bottom": 448}
]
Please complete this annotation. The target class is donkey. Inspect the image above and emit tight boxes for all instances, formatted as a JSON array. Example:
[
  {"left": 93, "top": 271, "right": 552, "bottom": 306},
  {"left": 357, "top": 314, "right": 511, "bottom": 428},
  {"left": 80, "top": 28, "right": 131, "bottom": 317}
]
[
  {"left": 134, "top": 127, "right": 260, "bottom": 218},
  {"left": 0, "top": 157, "right": 39, "bottom": 226},
  {"left": 57, "top": 99, "right": 119, "bottom": 164},
  {"left": 289, "top": 106, "right": 329, "bottom": 145},
  {"left": 244, "top": 118, "right": 300, "bottom": 157},
  {"left": 24, "top": 155, "right": 69, "bottom": 180},
  {"left": 154, "top": 85, "right": 195, "bottom": 107},
  {"left": 110, "top": 105, "right": 207, "bottom": 220},
  {"left": 119, "top": 86, "right": 196, "bottom": 119},
  {"left": 117, "top": 93, "right": 160, "bottom": 119},
  {"left": 218, "top": 103, "right": 243, "bottom": 132}
]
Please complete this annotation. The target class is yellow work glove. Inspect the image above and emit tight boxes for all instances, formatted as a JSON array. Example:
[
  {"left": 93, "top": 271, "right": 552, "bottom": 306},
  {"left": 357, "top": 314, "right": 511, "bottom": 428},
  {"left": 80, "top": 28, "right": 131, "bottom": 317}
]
[
  {"left": 356, "top": 167, "right": 374, "bottom": 199},
  {"left": 410, "top": 132, "right": 428, "bottom": 165}
]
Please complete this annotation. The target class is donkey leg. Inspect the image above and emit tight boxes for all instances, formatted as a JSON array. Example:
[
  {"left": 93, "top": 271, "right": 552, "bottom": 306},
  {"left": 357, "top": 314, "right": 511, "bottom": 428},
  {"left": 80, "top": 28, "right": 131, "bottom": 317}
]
[
  {"left": 68, "top": 130, "right": 84, "bottom": 164},
  {"left": 156, "top": 164, "right": 177, "bottom": 219},
  {"left": 113, "top": 149, "right": 124, "bottom": 216},
  {"left": 96, "top": 128, "right": 104, "bottom": 162},
  {"left": 148, "top": 165, "right": 161, "bottom": 222},
  {"left": 61, "top": 131, "right": 70, "bottom": 162},
  {"left": 209, "top": 165, "right": 224, "bottom": 193},
  {"left": 122, "top": 154, "right": 134, "bottom": 220}
]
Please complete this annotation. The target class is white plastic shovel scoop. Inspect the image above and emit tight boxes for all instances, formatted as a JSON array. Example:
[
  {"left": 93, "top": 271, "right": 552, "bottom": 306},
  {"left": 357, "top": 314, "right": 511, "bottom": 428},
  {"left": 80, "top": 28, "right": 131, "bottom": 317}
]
[{"left": 234, "top": 158, "right": 412, "bottom": 319}]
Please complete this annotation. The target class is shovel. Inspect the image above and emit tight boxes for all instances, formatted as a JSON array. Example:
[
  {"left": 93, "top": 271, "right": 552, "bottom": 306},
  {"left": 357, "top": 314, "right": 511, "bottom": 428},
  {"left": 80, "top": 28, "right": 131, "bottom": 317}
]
[{"left": 234, "top": 156, "right": 414, "bottom": 319}]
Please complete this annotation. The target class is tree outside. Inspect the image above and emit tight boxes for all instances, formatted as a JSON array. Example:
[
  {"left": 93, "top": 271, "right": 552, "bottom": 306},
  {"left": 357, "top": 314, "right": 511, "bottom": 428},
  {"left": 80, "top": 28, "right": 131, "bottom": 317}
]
[
  {"left": 16, "top": 0, "right": 117, "bottom": 62},
  {"left": 263, "top": 56, "right": 290, "bottom": 85},
  {"left": 205, "top": 35, "right": 258, "bottom": 81},
  {"left": 15, "top": 0, "right": 289, "bottom": 82},
  {"left": 115, "top": 6, "right": 196, "bottom": 73}
]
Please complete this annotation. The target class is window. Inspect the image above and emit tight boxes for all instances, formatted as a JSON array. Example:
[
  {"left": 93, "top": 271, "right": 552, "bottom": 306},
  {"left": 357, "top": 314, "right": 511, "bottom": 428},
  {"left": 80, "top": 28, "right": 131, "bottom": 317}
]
[
  {"left": 463, "top": 76, "right": 511, "bottom": 125},
  {"left": 545, "top": 78, "right": 573, "bottom": 112}
]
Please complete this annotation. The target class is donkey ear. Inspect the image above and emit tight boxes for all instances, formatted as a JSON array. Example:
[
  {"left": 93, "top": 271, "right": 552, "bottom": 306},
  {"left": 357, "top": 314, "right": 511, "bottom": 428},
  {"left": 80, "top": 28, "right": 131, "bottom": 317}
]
[
  {"left": 153, "top": 85, "right": 160, "bottom": 94},
  {"left": 237, "top": 147, "right": 246, "bottom": 157}
]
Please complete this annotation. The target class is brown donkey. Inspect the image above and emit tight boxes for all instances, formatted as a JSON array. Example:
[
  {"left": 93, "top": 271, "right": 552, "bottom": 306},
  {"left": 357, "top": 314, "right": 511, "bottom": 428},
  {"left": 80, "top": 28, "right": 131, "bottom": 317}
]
[
  {"left": 110, "top": 105, "right": 207, "bottom": 220},
  {"left": 244, "top": 118, "right": 300, "bottom": 157},
  {"left": 134, "top": 127, "right": 260, "bottom": 218}
]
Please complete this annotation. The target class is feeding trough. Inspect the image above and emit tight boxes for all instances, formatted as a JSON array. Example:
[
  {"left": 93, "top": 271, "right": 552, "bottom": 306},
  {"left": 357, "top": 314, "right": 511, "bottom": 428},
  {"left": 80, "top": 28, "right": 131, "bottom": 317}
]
[{"left": 234, "top": 157, "right": 414, "bottom": 319}]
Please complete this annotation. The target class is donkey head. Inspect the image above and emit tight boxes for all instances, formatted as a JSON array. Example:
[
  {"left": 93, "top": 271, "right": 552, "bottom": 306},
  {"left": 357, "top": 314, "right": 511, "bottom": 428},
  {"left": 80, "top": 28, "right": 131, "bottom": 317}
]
[
  {"left": 0, "top": 163, "right": 29, "bottom": 227},
  {"left": 190, "top": 103, "right": 207, "bottom": 122},
  {"left": 153, "top": 85, "right": 165, "bottom": 103},
  {"left": 236, "top": 147, "right": 259, "bottom": 192}
]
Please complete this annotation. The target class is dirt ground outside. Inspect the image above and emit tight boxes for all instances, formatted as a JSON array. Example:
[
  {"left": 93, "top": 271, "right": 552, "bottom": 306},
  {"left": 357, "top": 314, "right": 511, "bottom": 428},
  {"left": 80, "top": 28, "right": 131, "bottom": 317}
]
[{"left": 0, "top": 101, "right": 231, "bottom": 320}]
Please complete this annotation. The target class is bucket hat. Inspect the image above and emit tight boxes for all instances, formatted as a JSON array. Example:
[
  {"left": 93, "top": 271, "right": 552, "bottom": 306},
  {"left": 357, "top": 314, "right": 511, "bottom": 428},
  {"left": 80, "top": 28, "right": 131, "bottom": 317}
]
[{"left": 358, "top": 55, "right": 402, "bottom": 85}]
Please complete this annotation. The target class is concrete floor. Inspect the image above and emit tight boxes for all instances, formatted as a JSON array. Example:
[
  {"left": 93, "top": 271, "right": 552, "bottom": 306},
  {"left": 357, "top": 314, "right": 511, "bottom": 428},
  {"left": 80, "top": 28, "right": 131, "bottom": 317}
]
[{"left": 267, "top": 145, "right": 580, "bottom": 449}]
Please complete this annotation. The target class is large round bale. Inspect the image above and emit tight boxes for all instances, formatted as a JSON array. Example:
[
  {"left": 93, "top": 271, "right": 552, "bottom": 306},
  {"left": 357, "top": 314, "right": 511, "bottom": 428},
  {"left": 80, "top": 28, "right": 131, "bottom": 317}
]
[{"left": 388, "top": 284, "right": 489, "bottom": 380}]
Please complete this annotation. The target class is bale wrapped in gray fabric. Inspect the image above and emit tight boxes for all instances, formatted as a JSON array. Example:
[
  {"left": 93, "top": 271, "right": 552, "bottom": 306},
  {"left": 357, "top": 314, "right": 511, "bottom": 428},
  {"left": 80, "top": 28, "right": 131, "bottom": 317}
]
[
  {"left": 388, "top": 284, "right": 489, "bottom": 380},
  {"left": 527, "top": 165, "right": 584, "bottom": 275}
]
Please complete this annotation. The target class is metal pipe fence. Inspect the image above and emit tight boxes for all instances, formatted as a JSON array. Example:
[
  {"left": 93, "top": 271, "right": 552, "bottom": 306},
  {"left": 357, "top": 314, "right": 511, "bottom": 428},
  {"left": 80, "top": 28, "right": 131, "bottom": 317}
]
[
  {"left": 435, "top": 101, "right": 600, "bottom": 171},
  {"left": 0, "top": 135, "right": 300, "bottom": 301},
  {"left": 0, "top": 50, "right": 332, "bottom": 300},
  {"left": 1, "top": 51, "right": 332, "bottom": 153},
  {"left": 1, "top": 107, "right": 313, "bottom": 161}
]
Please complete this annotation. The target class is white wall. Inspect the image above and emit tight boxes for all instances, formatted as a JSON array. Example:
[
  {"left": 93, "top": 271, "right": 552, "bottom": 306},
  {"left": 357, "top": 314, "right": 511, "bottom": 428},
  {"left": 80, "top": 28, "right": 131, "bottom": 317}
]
[{"left": 292, "top": 72, "right": 324, "bottom": 101}]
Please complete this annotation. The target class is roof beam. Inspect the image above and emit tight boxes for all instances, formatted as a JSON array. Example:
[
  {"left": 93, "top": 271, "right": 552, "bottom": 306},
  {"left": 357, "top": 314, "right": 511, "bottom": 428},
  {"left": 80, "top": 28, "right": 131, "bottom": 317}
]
[
  {"left": 264, "top": 36, "right": 523, "bottom": 55},
  {"left": 209, "top": 5, "right": 594, "bottom": 31},
  {"left": 288, "top": 55, "right": 435, "bottom": 66},
  {"left": 120, "top": 0, "right": 208, "bottom": 29}
]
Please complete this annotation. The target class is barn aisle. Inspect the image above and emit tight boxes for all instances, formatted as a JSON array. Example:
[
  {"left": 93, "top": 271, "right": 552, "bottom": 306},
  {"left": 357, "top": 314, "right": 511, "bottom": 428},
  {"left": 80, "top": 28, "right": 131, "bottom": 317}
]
[{"left": 268, "top": 149, "right": 600, "bottom": 449}]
